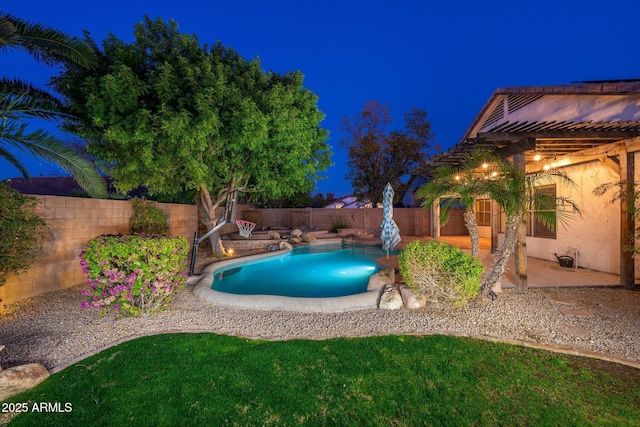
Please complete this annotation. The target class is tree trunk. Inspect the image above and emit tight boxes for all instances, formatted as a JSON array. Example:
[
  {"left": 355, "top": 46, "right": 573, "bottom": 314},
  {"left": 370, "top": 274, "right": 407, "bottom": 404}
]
[
  {"left": 463, "top": 208, "right": 480, "bottom": 258},
  {"left": 514, "top": 213, "right": 528, "bottom": 292},
  {"left": 480, "top": 214, "right": 521, "bottom": 296},
  {"left": 195, "top": 185, "right": 227, "bottom": 257}
]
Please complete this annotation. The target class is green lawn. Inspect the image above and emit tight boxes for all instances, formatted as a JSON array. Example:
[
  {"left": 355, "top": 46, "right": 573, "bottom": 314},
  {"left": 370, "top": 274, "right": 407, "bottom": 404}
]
[{"left": 3, "top": 334, "right": 639, "bottom": 426}]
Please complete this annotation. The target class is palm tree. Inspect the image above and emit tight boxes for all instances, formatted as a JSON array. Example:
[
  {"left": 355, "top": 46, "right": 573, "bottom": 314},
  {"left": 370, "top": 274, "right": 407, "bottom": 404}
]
[
  {"left": 417, "top": 149, "right": 504, "bottom": 257},
  {"left": 480, "top": 159, "right": 582, "bottom": 295},
  {"left": 418, "top": 148, "right": 581, "bottom": 296},
  {"left": 0, "top": 12, "right": 106, "bottom": 197}
]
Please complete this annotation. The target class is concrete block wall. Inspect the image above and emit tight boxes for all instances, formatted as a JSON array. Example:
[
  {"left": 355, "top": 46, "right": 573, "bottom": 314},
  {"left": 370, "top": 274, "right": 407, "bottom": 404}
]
[
  {"left": 1, "top": 196, "right": 198, "bottom": 306},
  {"left": 237, "top": 207, "right": 435, "bottom": 236}
]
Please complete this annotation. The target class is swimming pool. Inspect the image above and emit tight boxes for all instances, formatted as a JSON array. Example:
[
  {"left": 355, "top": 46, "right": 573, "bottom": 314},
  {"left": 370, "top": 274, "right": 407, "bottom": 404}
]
[{"left": 211, "top": 244, "right": 387, "bottom": 298}]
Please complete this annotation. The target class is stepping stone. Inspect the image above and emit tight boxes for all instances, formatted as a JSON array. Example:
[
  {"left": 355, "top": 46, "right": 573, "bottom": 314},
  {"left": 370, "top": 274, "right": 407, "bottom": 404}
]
[
  {"left": 557, "top": 325, "right": 590, "bottom": 337},
  {"left": 559, "top": 308, "right": 591, "bottom": 317},
  {"left": 545, "top": 296, "right": 578, "bottom": 306}
]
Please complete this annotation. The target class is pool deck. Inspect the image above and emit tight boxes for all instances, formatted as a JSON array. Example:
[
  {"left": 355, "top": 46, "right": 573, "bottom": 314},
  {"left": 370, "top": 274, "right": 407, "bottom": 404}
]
[{"left": 371, "top": 235, "right": 621, "bottom": 289}]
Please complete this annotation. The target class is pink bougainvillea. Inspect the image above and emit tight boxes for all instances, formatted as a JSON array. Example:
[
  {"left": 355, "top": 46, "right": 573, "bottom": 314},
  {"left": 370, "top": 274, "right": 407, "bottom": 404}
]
[{"left": 79, "top": 234, "right": 189, "bottom": 317}]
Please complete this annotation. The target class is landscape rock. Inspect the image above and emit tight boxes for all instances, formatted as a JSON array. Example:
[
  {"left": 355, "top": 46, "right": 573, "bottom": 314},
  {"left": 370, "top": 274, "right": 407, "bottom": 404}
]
[
  {"left": 379, "top": 285, "right": 403, "bottom": 310},
  {"left": 367, "top": 274, "right": 387, "bottom": 291},
  {"left": 399, "top": 286, "right": 426, "bottom": 310},
  {"left": 267, "top": 244, "right": 279, "bottom": 252},
  {"left": 301, "top": 233, "right": 317, "bottom": 243},
  {"left": 291, "top": 229, "right": 303, "bottom": 238},
  {"left": 367, "top": 268, "right": 395, "bottom": 291},
  {"left": 378, "top": 267, "right": 395, "bottom": 285},
  {"left": 0, "top": 363, "right": 49, "bottom": 401},
  {"left": 288, "top": 237, "right": 302, "bottom": 244},
  {"left": 279, "top": 241, "right": 293, "bottom": 251},
  {"left": 268, "top": 230, "right": 281, "bottom": 240}
]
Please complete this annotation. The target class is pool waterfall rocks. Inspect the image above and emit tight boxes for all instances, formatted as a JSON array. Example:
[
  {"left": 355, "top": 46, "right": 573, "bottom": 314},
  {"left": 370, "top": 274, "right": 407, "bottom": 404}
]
[{"left": 189, "top": 242, "right": 403, "bottom": 313}]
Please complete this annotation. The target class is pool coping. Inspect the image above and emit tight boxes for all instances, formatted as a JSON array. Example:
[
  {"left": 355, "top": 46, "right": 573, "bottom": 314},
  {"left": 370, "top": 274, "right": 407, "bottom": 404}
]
[{"left": 189, "top": 242, "right": 385, "bottom": 313}]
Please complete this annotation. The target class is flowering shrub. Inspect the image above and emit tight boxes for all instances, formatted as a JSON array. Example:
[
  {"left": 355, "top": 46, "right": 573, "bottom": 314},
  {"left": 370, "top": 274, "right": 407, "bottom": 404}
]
[
  {"left": 80, "top": 234, "right": 188, "bottom": 317},
  {"left": 398, "top": 240, "right": 484, "bottom": 306}
]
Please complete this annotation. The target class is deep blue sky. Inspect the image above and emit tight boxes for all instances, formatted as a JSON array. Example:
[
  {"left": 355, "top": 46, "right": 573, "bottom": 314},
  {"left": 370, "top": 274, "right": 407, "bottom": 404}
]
[{"left": 3, "top": 0, "right": 639, "bottom": 197}]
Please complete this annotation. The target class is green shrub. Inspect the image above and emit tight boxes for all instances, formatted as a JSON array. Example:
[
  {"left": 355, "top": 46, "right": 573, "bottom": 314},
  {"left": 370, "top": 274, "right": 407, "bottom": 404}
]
[
  {"left": 329, "top": 214, "right": 351, "bottom": 233},
  {"left": 0, "top": 183, "right": 48, "bottom": 286},
  {"left": 129, "top": 198, "right": 168, "bottom": 235},
  {"left": 79, "top": 234, "right": 188, "bottom": 317},
  {"left": 398, "top": 240, "right": 484, "bottom": 306}
]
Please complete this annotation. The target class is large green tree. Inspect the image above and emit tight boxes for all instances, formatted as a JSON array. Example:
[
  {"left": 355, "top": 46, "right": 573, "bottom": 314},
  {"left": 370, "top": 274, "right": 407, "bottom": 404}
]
[
  {"left": 0, "top": 12, "right": 106, "bottom": 197},
  {"left": 51, "top": 17, "right": 332, "bottom": 255},
  {"left": 340, "top": 100, "right": 435, "bottom": 205}
]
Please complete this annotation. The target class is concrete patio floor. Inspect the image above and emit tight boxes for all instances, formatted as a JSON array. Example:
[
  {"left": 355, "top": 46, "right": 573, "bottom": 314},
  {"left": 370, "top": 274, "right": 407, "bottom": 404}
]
[{"left": 371, "top": 235, "right": 622, "bottom": 289}]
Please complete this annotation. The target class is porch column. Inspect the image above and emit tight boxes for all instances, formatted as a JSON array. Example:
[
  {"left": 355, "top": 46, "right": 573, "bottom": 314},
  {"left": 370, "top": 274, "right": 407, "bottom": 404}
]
[
  {"left": 513, "top": 154, "right": 528, "bottom": 291},
  {"left": 620, "top": 150, "right": 636, "bottom": 289},
  {"left": 491, "top": 200, "right": 499, "bottom": 253}
]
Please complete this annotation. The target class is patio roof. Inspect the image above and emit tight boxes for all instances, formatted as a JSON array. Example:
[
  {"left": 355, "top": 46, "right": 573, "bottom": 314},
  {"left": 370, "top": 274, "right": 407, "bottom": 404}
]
[{"left": 416, "top": 79, "right": 640, "bottom": 174}]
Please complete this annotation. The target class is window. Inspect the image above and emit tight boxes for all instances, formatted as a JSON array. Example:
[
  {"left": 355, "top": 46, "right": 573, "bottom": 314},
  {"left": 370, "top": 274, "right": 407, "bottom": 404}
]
[
  {"left": 495, "top": 185, "right": 556, "bottom": 239},
  {"left": 529, "top": 185, "right": 556, "bottom": 239},
  {"left": 475, "top": 199, "right": 491, "bottom": 226}
]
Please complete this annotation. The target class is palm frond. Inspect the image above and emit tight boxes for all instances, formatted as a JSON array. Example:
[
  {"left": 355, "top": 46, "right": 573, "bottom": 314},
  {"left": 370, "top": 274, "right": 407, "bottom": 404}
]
[
  {"left": 0, "top": 12, "right": 96, "bottom": 69},
  {"left": 1, "top": 80, "right": 70, "bottom": 122},
  {"left": 1, "top": 123, "right": 106, "bottom": 197},
  {"left": 0, "top": 144, "right": 29, "bottom": 178}
]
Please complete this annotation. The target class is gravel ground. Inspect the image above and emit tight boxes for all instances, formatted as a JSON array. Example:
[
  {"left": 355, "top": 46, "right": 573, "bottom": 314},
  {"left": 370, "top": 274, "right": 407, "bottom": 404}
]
[{"left": 1, "top": 278, "right": 639, "bottom": 371}]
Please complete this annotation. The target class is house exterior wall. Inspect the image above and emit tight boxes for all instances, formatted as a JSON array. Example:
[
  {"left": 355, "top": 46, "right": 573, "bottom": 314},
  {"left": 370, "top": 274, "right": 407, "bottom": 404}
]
[
  {"left": 1, "top": 196, "right": 199, "bottom": 306},
  {"left": 523, "top": 159, "right": 622, "bottom": 274}
]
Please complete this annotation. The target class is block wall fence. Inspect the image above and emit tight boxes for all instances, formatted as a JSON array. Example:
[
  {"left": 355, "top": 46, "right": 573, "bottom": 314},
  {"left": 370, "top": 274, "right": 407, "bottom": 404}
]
[
  {"left": 1, "top": 197, "right": 465, "bottom": 306},
  {"left": 1, "top": 196, "right": 199, "bottom": 307}
]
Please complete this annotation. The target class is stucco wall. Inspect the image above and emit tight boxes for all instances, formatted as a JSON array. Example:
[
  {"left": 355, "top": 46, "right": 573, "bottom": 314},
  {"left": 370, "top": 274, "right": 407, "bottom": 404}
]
[
  {"left": 525, "top": 159, "right": 622, "bottom": 274},
  {"left": 1, "top": 196, "right": 199, "bottom": 306}
]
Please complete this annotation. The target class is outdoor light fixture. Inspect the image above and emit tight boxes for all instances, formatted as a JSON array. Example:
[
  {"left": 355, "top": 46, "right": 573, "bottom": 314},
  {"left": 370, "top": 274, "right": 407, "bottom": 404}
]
[
  {"left": 455, "top": 175, "right": 461, "bottom": 180},
  {"left": 533, "top": 154, "right": 542, "bottom": 161},
  {"left": 227, "top": 248, "right": 235, "bottom": 255}
]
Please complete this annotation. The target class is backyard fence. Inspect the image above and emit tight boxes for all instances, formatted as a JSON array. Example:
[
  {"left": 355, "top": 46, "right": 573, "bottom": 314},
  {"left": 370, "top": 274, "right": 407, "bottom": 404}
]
[
  {"left": 2, "top": 198, "right": 466, "bottom": 306},
  {"left": 1, "top": 196, "right": 198, "bottom": 306}
]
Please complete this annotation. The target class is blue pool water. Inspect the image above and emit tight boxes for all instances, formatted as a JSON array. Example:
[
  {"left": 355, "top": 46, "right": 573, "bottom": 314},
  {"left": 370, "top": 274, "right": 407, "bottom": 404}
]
[{"left": 212, "top": 244, "right": 392, "bottom": 298}]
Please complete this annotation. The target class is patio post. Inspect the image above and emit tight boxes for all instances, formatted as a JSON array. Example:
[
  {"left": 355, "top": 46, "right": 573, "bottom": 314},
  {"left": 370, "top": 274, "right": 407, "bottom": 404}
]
[
  {"left": 513, "top": 153, "right": 528, "bottom": 291},
  {"left": 620, "top": 149, "right": 636, "bottom": 289}
]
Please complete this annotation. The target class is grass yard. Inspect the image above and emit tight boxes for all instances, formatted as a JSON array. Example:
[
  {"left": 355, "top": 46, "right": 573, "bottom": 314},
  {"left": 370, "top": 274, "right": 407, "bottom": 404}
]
[{"left": 3, "top": 334, "right": 640, "bottom": 426}]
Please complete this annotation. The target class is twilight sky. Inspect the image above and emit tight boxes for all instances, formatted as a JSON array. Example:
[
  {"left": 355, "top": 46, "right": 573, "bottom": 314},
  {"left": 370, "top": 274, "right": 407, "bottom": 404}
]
[{"left": 2, "top": 0, "right": 639, "bottom": 197}]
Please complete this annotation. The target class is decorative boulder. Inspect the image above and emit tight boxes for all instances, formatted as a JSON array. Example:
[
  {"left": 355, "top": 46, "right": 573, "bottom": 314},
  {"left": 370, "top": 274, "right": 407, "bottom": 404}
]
[
  {"left": 378, "top": 267, "right": 395, "bottom": 285},
  {"left": 367, "top": 268, "right": 395, "bottom": 291},
  {"left": 288, "top": 237, "right": 302, "bottom": 244},
  {"left": 0, "top": 363, "right": 50, "bottom": 402},
  {"left": 301, "top": 233, "right": 317, "bottom": 243},
  {"left": 291, "top": 229, "right": 303, "bottom": 238},
  {"left": 268, "top": 230, "right": 281, "bottom": 240},
  {"left": 399, "top": 285, "right": 426, "bottom": 309},
  {"left": 267, "top": 244, "right": 279, "bottom": 252},
  {"left": 279, "top": 241, "right": 293, "bottom": 251},
  {"left": 342, "top": 237, "right": 356, "bottom": 244},
  {"left": 379, "top": 285, "right": 403, "bottom": 310},
  {"left": 367, "top": 274, "right": 387, "bottom": 291}
]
